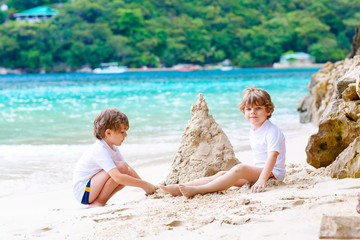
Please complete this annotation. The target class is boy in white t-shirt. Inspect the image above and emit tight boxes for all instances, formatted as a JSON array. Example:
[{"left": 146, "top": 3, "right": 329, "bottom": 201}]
[
  {"left": 160, "top": 87, "right": 286, "bottom": 198},
  {"left": 73, "top": 108, "right": 157, "bottom": 207}
]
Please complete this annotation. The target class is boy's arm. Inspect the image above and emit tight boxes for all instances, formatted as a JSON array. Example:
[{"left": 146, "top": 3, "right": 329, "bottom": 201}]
[
  {"left": 124, "top": 162, "right": 142, "bottom": 179},
  {"left": 108, "top": 168, "right": 156, "bottom": 194},
  {"left": 251, "top": 151, "right": 278, "bottom": 193}
]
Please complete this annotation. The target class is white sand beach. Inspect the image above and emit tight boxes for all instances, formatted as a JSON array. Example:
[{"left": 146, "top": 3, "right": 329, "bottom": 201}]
[{"left": 1, "top": 123, "right": 359, "bottom": 240}]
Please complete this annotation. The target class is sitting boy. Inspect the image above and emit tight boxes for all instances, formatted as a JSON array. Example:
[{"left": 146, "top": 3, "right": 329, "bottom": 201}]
[{"left": 73, "top": 108, "right": 157, "bottom": 207}]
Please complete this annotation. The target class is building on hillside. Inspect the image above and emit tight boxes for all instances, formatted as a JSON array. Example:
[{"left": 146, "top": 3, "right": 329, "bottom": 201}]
[
  {"left": 14, "top": 6, "right": 58, "bottom": 23},
  {"left": 273, "top": 52, "right": 317, "bottom": 68},
  {"left": 1, "top": 4, "right": 8, "bottom": 11}
]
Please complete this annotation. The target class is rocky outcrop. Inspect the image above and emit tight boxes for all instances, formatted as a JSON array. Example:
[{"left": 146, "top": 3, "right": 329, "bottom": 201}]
[
  {"left": 296, "top": 93, "right": 313, "bottom": 123},
  {"left": 298, "top": 27, "right": 360, "bottom": 173},
  {"left": 306, "top": 116, "right": 360, "bottom": 168},
  {"left": 319, "top": 215, "right": 360, "bottom": 239},
  {"left": 296, "top": 58, "right": 360, "bottom": 125},
  {"left": 303, "top": 56, "right": 360, "bottom": 169},
  {"left": 330, "top": 136, "right": 360, "bottom": 178},
  {"left": 347, "top": 26, "right": 360, "bottom": 58},
  {"left": 165, "top": 93, "right": 240, "bottom": 184}
]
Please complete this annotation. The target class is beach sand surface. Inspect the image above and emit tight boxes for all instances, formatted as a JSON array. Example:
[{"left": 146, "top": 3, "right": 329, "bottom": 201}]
[{"left": 1, "top": 125, "right": 359, "bottom": 240}]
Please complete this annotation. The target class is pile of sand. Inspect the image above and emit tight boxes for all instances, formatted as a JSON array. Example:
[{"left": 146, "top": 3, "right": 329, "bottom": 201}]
[{"left": 165, "top": 93, "right": 239, "bottom": 184}]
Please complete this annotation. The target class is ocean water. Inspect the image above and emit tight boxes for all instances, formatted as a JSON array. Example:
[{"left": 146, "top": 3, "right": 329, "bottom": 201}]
[{"left": 0, "top": 68, "right": 318, "bottom": 196}]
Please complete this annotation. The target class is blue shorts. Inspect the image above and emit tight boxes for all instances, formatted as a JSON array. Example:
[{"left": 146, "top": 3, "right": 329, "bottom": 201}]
[{"left": 81, "top": 180, "right": 91, "bottom": 205}]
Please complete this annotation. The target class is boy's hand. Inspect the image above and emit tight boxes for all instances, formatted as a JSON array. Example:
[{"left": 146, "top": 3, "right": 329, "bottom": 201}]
[
  {"left": 251, "top": 179, "right": 266, "bottom": 193},
  {"left": 144, "top": 183, "right": 158, "bottom": 195}
]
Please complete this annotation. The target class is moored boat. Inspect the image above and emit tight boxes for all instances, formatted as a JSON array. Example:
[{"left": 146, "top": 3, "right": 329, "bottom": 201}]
[{"left": 93, "top": 62, "right": 127, "bottom": 74}]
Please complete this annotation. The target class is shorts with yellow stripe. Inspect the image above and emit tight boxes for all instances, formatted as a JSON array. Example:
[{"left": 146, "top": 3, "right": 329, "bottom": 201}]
[{"left": 81, "top": 180, "right": 91, "bottom": 205}]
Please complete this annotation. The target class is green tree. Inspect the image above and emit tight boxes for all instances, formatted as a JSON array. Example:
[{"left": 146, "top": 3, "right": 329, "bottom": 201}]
[
  {"left": 1, "top": 0, "right": 360, "bottom": 71},
  {"left": 111, "top": 8, "right": 144, "bottom": 35},
  {"left": 66, "top": 0, "right": 104, "bottom": 23},
  {"left": 309, "top": 37, "right": 347, "bottom": 63}
]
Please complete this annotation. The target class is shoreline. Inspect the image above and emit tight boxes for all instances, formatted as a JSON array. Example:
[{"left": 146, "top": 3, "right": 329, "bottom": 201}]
[
  {"left": 1, "top": 124, "right": 359, "bottom": 239},
  {"left": 272, "top": 63, "right": 326, "bottom": 69},
  {"left": 0, "top": 65, "right": 323, "bottom": 75}
]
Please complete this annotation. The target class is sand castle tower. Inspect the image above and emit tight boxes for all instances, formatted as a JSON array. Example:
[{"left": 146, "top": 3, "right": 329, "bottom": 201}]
[{"left": 165, "top": 93, "right": 240, "bottom": 184}]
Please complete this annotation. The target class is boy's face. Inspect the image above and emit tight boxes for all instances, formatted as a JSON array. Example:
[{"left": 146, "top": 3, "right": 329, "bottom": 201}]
[
  {"left": 105, "top": 125, "right": 128, "bottom": 146},
  {"left": 244, "top": 104, "right": 272, "bottom": 130}
]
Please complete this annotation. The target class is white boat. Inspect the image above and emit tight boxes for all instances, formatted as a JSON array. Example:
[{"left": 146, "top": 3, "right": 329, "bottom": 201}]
[
  {"left": 93, "top": 62, "right": 127, "bottom": 74},
  {"left": 220, "top": 66, "right": 233, "bottom": 71}
]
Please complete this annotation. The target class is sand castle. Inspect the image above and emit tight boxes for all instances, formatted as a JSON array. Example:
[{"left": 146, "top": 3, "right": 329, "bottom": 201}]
[{"left": 165, "top": 93, "right": 239, "bottom": 184}]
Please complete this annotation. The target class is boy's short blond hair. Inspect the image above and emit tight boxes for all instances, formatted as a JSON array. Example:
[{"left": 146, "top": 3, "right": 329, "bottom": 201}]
[
  {"left": 238, "top": 87, "right": 275, "bottom": 119},
  {"left": 93, "top": 108, "right": 129, "bottom": 140}
]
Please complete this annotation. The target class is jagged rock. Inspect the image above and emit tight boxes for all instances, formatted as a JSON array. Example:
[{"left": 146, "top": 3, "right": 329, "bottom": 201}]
[
  {"left": 319, "top": 215, "right": 360, "bottom": 239},
  {"left": 318, "top": 98, "right": 342, "bottom": 124},
  {"left": 347, "top": 26, "right": 360, "bottom": 58},
  {"left": 320, "top": 99, "right": 360, "bottom": 124},
  {"left": 297, "top": 93, "right": 313, "bottom": 123},
  {"left": 336, "top": 77, "right": 356, "bottom": 96},
  {"left": 331, "top": 137, "right": 360, "bottom": 178},
  {"left": 300, "top": 28, "right": 360, "bottom": 175},
  {"left": 298, "top": 31, "right": 360, "bottom": 124},
  {"left": 342, "top": 83, "right": 359, "bottom": 101},
  {"left": 306, "top": 115, "right": 360, "bottom": 168},
  {"left": 165, "top": 93, "right": 240, "bottom": 184},
  {"left": 308, "top": 62, "right": 336, "bottom": 125},
  {"left": 306, "top": 98, "right": 360, "bottom": 168},
  {"left": 338, "top": 100, "right": 360, "bottom": 122},
  {"left": 334, "top": 56, "right": 360, "bottom": 98},
  {"left": 304, "top": 56, "right": 360, "bottom": 169}
]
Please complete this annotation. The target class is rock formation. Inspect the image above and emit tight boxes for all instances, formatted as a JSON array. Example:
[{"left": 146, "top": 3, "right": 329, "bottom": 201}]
[
  {"left": 302, "top": 56, "right": 360, "bottom": 169},
  {"left": 296, "top": 58, "right": 360, "bottom": 125},
  {"left": 347, "top": 26, "right": 360, "bottom": 58},
  {"left": 319, "top": 215, "right": 360, "bottom": 239},
  {"left": 165, "top": 93, "right": 240, "bottom": 184},
  {"left": 297, "top": 28, "right": 360, "bottom": 176},
  {"left": 330, "top": 136, "right": 360, "bottom": 178}
]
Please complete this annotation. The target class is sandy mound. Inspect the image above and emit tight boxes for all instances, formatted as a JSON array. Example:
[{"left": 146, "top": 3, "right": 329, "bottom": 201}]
[{"left": 165, "top": 93, "right": 239, "bottom": 184}]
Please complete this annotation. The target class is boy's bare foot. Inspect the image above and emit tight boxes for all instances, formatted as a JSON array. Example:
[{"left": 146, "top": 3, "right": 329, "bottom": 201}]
[
  {"left": 357, "top": 194, "right": 360, "bottom": 214},
  {"left": 179, "top": 184, "right": 198, "bottom": 198},
  {"left": 159, "top": 184, "right": 182, "bottom": 196},
  {"left": 89, "top": 201, "right": 105, "bottom": 208}
]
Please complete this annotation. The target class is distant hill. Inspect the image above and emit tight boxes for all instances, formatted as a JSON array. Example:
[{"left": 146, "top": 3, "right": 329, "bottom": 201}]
[{"left": 1, "top": 0, "right": 360, "bottom": 73}]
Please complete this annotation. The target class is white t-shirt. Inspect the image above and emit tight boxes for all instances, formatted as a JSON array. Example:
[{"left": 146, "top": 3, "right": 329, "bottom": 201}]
[
  {"left": 249, "top": 120, "right": 286, "bottom": 181},
  {"left": 72, "top": 139, "right": 126, "bottom": 203}
]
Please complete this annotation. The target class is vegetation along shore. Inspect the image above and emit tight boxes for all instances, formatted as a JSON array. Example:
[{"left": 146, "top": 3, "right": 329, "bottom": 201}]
[{"left": 0, "top": 0, "right": 360, "bottom": 73}]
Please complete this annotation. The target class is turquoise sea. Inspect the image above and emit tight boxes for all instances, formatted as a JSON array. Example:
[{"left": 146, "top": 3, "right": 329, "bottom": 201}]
[{"left": 0, "top": 68, "right": 317, "bottom": 196}]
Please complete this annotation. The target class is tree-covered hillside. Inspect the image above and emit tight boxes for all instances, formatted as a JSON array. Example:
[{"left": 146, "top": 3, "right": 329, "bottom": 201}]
[{"left": 1, "top": 0, "right": 360, "bottom": 72}]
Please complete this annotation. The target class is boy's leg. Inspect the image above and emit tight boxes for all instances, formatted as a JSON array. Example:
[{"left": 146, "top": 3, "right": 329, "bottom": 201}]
[
  {"left": 160, "top": 171, "right": 227, "bottom": 196},
  {"left": 107, "top": 184, "right": 126, "bottom": 202},
  {"left": 89, "top": 162, "right": 134, "bottom": 207},
  {"left": 187, "top": 171, "right": 228, "bottom": 186},
  {"left": 179, "top": 164, "right": 262, "bottom": 198},
  {"left": 89, "top": 170, "right": 122, "bottom": 207}
]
